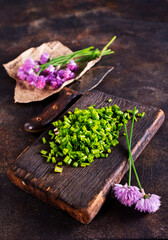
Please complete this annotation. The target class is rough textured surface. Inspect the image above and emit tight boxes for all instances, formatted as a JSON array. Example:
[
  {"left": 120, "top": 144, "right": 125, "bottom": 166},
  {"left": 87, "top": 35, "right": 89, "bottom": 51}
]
[{"left": 0, "top": 0, "right": 168, "bottom": 239}]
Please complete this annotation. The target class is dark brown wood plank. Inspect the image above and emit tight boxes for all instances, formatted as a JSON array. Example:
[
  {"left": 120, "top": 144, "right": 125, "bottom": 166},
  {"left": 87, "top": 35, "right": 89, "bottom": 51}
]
[{"left": 7, "top": 90, "right": 165, "bottom": 224}]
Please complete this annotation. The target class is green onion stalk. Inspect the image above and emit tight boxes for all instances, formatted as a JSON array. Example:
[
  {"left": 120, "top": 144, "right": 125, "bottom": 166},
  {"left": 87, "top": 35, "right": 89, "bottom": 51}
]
[{"left": 38, "top": 36, "right": 116, "bottom": 75}]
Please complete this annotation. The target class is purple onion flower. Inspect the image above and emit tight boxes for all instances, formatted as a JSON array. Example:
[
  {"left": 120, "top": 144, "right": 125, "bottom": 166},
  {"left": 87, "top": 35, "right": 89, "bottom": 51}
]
[
  {"left": 67, "top": 59, "right": 79, "bottom": 73},
  {"left": 40, "top": 52, "right": 50, "bottom": 64},
  {"left": 58, "top": 69, "right": 75, "bottom": 82},
  {"left": 55, "top": 76, "right": 63, "bottom": 87},
  {"left": 27, "top": 73, "right": 37, "bottom": 86},
  {"left": 17, "top": 54, "right": 78, "bottom": 90},
  {"left": 113, "top": 183, "right": 142, "bottom": 207},
  {"left": 45, "top": 73, "right": 57, "bottom": 85},
  {"left": 46, "top": 65, "right": 55, "bottom": 73},
  {"left": 50, "top": 80, "right": 58, "bottom": 89},
  {"left": 22, "top": 58, "right": 35, "bottom": 73},
  {"left": 17, "top": 66, "right": 27, "bottom": 81},
  {"left": 36, "top": 76, "right": 46, "bottom": 89},
  {"left": 57, "top": 69, "right": 65, "bottom": 78},
  {"left": 135, "top": 193, "right": 161, "bottom": 213},
  {"left": 34, "top": 61, "right": 41, "bottom": 73},
  {"left": 41, "top": 65, "right": 55, "bottom": 77}
]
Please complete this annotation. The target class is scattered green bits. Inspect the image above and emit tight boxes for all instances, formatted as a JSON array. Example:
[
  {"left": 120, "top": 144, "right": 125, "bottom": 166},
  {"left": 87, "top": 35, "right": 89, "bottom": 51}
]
[
  {"left": 107, "top": 98, "right": 112, "bottom": 103},
  {"left": 40, "top": 150, "right": 48, "bottom": 155},
  {"left": 40, "top": 104, "right": 145, "bottom": 172},
  {"left": 54, "top": 166, "right": 63, "bottom": 173},
  {"left": 138, "top": 112, "right": 145, "bottom": 118},
  {"left": 42, "top": 137, "right": 47, "bottom": 144}
]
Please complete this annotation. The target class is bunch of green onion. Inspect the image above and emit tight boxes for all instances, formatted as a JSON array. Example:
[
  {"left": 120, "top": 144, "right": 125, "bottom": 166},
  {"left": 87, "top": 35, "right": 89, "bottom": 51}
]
[
  {"left": 41, "top": 103, "right": 145, "bottom": 173},
  {"left": 38, "top": 36, "right": 116, "bottom": 74}
]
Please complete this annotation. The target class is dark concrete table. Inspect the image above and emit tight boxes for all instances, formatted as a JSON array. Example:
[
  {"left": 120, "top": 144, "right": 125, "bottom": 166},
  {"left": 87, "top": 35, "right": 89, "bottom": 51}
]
[{"left": 0, "top": 0, "right": 167, "bottom": 239}]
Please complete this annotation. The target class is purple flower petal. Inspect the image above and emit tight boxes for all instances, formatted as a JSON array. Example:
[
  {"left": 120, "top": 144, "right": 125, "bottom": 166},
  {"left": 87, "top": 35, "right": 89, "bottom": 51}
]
[
  {"left": 57, "top": 69, "right": 75, "bottom": 82},
  {"left": 45, "top": 73, "right": 56, "bottom": 85},
  {"left": 46, "top": 65, "right": 55, "bottom": 73},
  {"left": 135, "top": 193, "right": 161, "bottom": 213},
  {"left": 17, "top": 66, "right": 27, "bottom": 81},
  {"left": 57, "top": 69, "right": 65, "bottom": 78},
  {"left": 27, "top": 73, "right": 38, "bottom": 86},
  {"left": 36, "top": 76, "right": 46, "bottom": 89},
  {"left": 35, "top": 67, "right": 41, "bottom": 74},
  {"left": 113, "top": 183, "right": 142, "bottom": 207},
  {"left": 51, "top": 80, "right": 58, "bottom": 89},
  {"left": 41, "top": 65, "right": 55, "bottom": 77},
  {"left": 22, "top": 58, "right": 35, "bottom": 73},
  {"left": 56, "top": 76, "right": 63, "bottom": 87},
  {"left": 40, "top": 52, "right": 50, "bottom": 64},
  {"left": 67, "top": 59, "right": 79, "bottom": 73}
]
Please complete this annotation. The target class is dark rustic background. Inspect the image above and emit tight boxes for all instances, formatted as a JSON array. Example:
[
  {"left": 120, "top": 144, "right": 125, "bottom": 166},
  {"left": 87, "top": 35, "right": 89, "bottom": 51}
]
[{"left": 0, "top": 0, "right": 167, "bottom": 239}]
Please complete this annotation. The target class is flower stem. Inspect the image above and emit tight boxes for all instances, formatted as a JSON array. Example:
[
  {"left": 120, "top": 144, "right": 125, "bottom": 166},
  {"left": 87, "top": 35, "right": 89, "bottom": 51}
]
[
  {"left": 130, "top": 154, "right": 142, "bottom": 190},
  {"left": 123, "top": 107, "right": 142, "bottom": 190},
  {"left": 123, "top": 115, "right": 132, "bottom": 186}
]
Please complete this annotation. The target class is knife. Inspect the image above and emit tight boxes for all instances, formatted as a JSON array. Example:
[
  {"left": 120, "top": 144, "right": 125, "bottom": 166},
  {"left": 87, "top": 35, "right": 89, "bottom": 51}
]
[{"left": 24, "top": 66, "right": 113, "bottom": 133}]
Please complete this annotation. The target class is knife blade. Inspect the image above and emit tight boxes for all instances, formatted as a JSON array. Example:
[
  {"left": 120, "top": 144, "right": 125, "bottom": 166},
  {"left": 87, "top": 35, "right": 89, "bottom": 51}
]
[{"left": 24, "top": 66, "right": 114, "bottom": 132}]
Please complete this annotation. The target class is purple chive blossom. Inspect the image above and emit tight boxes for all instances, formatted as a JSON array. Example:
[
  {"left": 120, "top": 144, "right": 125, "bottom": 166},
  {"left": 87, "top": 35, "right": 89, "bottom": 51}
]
[
  {"left": 45, "top": 73, "right": 57, "bottom": 85},
  {"left": 67, "top": 59, "right": 79, "bottom": 73},
  {"left": 57, "top": 69, "right": 64, "bottom": 78},
  {"left": 34, "top": 61, "right": 41, "bottom": 73},
  {"left": 58, "top": 69, "right": 75, "bottom": 82},
  {"left": 17, "top": 66, "right": 27, "bottom": 81},
  {"left": 40, "top": 52, "right": 50, "bottom": 64},
  {"left": 22, "top": 58, "right": 35, "bottom": 73},
  {"left": 46, "top": 65, "right": 55, "bottom": 73},
  {"left": 56, "top": 76, "right": 63, "bottom": 87},
  {"left": 113, "top": 183, "right": 142, "bottom": 207},
  {"left": 27, "top": 73, "right": 37, "bottom": 86},
  {"left": 35, "top": 66, "right": 41, "bottom": 74},
  {"left": 36, "top": 76, "right": 46, "bottom": 89},
  {"left": 41, "top": 65, "right": 55, "bottom": 77},
  {"left": 17, "top": 53, "right": 78, "bottom": 90},
  {"left": 135, "top": 193, "right": 161, "bottom": 213},
  {"left": 51, "top": 80, "right": 58, "bottom": 89},
  {"left": 50, "top": 76, "right": 63, "bottom": 89},
  {"left": 64, "top": 69, "right": 75, "bottom": 80}
]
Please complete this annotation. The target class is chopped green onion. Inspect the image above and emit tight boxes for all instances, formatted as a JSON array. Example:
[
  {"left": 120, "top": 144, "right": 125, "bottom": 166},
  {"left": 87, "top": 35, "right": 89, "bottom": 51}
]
[
  {"left": 73, "top": 162, "right": 78, "bottom": 168},
  {"left": 138, "top": 112, "right": 145, "bottom": 118},
  {"left": 42, "top": 137, "right": 47, "bottom": 144},
  {"left": 54, "top": 166, "right": 63, "bottom": 173},
  {"left": 57, "top": 162, "right": 63, "bottom": 166},
  {"left": 52, "top": 157, "right": 56, "bottom": 164},
  {"left": 63, "top": 156, "right": 72, "bottom": 165},
  {"left": 41, "top": 104, "right": 144, "bottom": 172},
  {"left": 40, "top": 150, "right": 48, "bottom": 155}
]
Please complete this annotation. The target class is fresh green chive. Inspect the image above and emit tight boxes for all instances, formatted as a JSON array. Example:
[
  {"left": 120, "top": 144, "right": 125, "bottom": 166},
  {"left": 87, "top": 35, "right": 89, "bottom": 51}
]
[
  {"left": 41, "top": 104, "right": 142, "bottom": 172},
  {"left": 58, "top": 162, "right": 63, "bottom": 166},
  {"left": 52, "top": 157, "right": 56, "bottom": 164},
  {"left": 54, "top": 166, "right": 63, "bottom": 173},
  {"left": 73, "top": 162, "right": 78, "bottom": 168},
  {"left": 42, "top": 137, "right": 47, "bottom": 144},
  {"left": 40, "top": 150, "right": 48, "bottom": 155}
]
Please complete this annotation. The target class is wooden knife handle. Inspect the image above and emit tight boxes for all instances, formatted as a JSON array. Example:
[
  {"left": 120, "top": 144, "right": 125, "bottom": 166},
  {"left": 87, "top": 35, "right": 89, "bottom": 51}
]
[{"left": 24, "top": 87, "right": 81, "bottom": 133}]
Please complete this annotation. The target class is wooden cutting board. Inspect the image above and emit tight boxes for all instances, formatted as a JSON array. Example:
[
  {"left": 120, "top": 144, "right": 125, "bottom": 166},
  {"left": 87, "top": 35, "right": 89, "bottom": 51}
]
[{"left": 7, "top": 90, "right": 165, "bottom": 224}]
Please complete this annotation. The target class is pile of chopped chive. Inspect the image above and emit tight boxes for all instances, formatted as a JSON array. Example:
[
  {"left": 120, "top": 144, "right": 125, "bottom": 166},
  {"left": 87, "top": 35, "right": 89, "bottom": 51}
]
[{"left": 41, "top": 104, "right": 145, "bottom": 173}]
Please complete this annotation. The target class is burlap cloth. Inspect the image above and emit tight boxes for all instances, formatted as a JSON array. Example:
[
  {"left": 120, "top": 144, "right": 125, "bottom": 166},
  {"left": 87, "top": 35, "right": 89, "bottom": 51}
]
[{"left": 3, "top": 41, "right": 101, "bottom": 103}]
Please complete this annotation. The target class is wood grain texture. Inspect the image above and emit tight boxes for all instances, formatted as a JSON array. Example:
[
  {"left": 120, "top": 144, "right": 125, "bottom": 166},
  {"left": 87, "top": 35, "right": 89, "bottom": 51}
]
[{"left": 7, "top": 90, "right": 165, "bottom": 224}]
